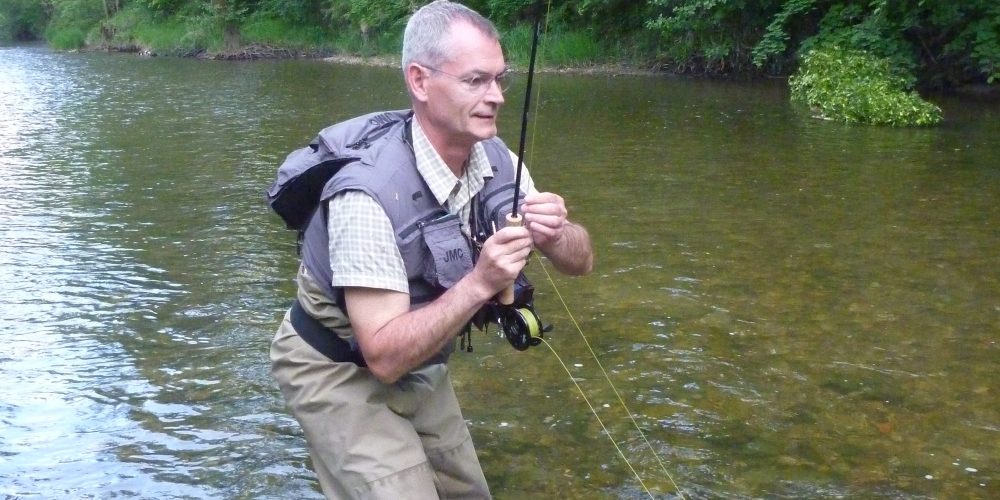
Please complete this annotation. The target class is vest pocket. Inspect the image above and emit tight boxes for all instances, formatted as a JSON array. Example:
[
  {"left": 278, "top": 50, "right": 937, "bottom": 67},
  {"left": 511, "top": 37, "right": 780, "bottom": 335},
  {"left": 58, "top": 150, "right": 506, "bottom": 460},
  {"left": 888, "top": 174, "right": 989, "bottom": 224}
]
[{"left": 420, "top": 213, "right": 473, "bottom": 289}]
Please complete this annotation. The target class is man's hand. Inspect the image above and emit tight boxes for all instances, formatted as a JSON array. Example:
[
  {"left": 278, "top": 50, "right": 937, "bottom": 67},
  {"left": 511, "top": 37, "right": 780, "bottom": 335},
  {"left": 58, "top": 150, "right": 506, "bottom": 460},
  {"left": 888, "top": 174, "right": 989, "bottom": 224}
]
[
  {"left": 470, "top": 225, "right": 533, "bottom": 297},
  {"left": 520, "top": 192, "right": 568, "bottom": 250},
  {"left": 346, "top": 225, "right": 533, "bottom": 384},
  {"left": 519, "top": 191, "right": 593, "bottom": 276}
]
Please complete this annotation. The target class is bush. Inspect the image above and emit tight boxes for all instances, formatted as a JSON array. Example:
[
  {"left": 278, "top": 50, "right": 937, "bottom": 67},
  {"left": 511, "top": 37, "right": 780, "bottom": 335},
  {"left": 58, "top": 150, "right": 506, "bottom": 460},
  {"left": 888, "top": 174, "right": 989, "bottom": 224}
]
[{"left": 789, "top": 45, "right": 943, "bottom": 126}]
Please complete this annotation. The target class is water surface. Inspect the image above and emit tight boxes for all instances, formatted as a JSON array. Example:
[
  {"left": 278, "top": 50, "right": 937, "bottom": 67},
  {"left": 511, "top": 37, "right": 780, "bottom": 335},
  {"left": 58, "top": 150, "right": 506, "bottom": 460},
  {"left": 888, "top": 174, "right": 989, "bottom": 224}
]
[{"left": 1, "top": 46, "right": 997, "bottom": 498}]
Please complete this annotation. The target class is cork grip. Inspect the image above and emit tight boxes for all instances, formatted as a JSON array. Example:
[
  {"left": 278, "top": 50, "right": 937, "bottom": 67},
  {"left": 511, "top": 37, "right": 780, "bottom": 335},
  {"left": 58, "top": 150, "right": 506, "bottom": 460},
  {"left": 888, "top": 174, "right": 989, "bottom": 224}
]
[{"left": 497, "top": 213, "right": 523, "bottom": 305}]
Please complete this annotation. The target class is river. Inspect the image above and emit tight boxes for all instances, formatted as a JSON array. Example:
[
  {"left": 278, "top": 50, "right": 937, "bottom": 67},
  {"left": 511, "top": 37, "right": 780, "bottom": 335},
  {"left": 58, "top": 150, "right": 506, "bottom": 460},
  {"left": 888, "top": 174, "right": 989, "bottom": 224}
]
[{"left": 1, "top": 45, "right": 997, "bottom": 498}]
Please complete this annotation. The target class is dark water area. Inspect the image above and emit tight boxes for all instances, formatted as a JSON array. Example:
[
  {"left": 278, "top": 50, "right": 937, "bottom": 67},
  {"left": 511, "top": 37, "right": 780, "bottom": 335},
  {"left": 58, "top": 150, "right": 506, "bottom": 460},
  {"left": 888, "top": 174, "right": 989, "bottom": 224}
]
[{"left": 1, "top": 46, "right": 997, "bottom": 498}]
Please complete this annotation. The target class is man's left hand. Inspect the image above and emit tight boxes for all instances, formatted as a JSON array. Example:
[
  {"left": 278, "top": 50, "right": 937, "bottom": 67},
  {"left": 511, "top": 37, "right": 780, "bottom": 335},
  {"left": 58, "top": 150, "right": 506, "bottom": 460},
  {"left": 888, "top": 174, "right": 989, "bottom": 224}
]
[{"left": 520, "top": 192, "right": 568, "bottom": 251}]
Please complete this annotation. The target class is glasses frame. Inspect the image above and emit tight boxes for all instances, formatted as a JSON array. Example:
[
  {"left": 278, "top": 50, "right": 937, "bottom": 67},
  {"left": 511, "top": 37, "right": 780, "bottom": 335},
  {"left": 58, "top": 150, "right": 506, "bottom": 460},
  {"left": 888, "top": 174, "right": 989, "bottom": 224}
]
[{"left": 418, "top": 64, "right": 512, "bottom": 95}]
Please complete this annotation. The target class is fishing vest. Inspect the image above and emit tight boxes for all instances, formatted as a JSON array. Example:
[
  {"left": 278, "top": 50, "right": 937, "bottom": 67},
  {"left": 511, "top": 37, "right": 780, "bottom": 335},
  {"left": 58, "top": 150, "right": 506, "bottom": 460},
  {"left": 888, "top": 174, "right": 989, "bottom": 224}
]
[{"left": 292, "top": 110, "right": 523, "bottom": 313}]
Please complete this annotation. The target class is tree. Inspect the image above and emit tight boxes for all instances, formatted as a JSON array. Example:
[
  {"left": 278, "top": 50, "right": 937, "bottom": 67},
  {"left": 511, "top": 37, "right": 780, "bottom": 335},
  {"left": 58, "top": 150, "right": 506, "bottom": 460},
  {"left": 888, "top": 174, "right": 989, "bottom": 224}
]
[
  {"left": 751, "top": 0, "right": 1000, "bottom": 87},
  {"left": 215, "top": 0, "right": 243, "bottom": 51},
  {"left": 0, "top": 0, "right": 50, "bottom": 41}
]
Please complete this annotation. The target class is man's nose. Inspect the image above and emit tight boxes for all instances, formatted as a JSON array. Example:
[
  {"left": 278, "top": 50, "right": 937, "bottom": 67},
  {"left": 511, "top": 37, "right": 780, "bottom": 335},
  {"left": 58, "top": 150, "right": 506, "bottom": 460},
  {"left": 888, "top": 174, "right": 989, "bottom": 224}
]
[{"left": 484, "top": 79, "right": 505, "bottom": 104}]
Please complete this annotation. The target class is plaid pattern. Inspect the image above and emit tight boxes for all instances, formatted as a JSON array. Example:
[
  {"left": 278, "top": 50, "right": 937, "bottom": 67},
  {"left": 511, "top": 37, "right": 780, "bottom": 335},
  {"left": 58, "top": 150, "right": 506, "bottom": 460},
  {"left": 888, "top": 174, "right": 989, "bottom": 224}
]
[
  {"left": 328, "top": 117, "right": 533, "bottom": 294},
  {"left": 411, "top": 121, "right": 495, "bottom": 237},
  {"left": 328, "top": 190, "right": 407, "bottom": 292}
]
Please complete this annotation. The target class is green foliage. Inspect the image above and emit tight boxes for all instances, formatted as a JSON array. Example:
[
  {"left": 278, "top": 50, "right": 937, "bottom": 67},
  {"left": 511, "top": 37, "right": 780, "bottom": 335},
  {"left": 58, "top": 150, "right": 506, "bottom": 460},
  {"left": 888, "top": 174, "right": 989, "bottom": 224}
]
[
  {"left": 141, "top": 0, "right": 196, "bottom": 16},
  {"left": 789, "top": 45, "right": 942, "bottom": 126},
  {"left": 796, "top": 2, "right": 916, "bottom": 76},
  {"left": 242, "top": 14, "right": 332, "bottom": 50},
  {"left": 932, "top": 2, "right": 1000, "bottom": 85},
  {"left": 503, "top": 22, "right": 605, "bottom": 69},
  {"left": 323, "top": 0, "right": 409, "bottom": 34},
  {"left": 646, "top": 0, "right": 779, "bottom": 74},
  {"left": 257, "top": 0, "right": 324, "bottom": 25},
  {"left": 0, "top": 0, "right": 49, "bottom": 41},
  {"left": 95, "top": 2, "right": 148, "bottom": 47},
  {"left": 644, "top": 0, "right": 998, "bottom": 86},
  {"left": 99, "top": 2, "right": 219, "bottom": 53},
  {"left": 13, "top": 0, "right": 998, "bottom": 93},
  {"left": 214, "top": 0, "right": 254, "bottom": 25},
  {"left": 751, "top": 0, "right": 1000, "bottom": 87},
  {"left": 48, "top": 26, "right": 88, "bottom": 49},
  {"left": 485, "top": 0, "right": 532, "bottom": 26},
  {"left": 44, "top": 0, "right": 106, "bottom": 49},
  {"left": 138, "top": 16, "right": 211, "bottom": 52},
  {"left": 318, "top": 0, "right": 412, "bottom": 56},
  {"left": 751, "top": 0, "right": 814, "bottom": 70},
  {"left": 968, "top": 18, "right": 1000, "bottom": 84},
  {"left": 542, "top": 28, "right": 601, "bottom": 65},
  {"left": 169, "top": 12, "right": 220, "bottom": 51}
]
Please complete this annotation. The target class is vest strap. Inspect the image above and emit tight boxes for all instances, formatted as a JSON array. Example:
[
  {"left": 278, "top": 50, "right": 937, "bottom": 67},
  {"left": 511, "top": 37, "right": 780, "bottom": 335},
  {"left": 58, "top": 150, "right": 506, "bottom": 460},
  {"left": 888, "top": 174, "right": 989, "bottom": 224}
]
[{"left": 290, "top": 299, "right": 367, "bottom": 367}]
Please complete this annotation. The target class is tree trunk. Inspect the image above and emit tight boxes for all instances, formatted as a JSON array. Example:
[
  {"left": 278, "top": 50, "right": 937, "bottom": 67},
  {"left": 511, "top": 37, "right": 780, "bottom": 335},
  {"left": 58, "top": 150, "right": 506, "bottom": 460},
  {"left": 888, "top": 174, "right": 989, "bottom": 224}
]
[
  {"left": 215, "top": 0, "right": 241, "bottom": 53},
  {"left": 224, "top": 22, "right": 240, "bottom": 53}
]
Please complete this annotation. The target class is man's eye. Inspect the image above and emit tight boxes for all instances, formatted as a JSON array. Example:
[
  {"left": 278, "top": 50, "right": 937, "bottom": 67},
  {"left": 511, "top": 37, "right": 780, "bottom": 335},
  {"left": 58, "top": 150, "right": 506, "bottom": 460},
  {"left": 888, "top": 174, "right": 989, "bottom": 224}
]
[{"left": 466, "top": 75, "right": 486, "bottom": 87}]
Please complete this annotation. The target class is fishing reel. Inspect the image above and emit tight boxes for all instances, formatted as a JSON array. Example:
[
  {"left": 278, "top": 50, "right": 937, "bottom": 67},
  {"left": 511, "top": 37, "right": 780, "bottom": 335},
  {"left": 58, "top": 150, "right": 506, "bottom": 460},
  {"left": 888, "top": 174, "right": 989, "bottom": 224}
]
[
  {"left": 473, "top": 272, "right": 551, "bottom": 351},
  {"left": 498, "top": 303, "right": 546, "bottom": 351},
  {"left": 468, "top": 203, "right": 551, "bottom": 350}
]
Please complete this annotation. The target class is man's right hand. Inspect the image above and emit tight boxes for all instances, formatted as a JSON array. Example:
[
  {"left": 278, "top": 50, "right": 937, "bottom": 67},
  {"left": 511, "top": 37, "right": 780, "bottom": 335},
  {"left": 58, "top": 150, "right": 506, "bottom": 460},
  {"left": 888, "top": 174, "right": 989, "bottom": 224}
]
[
  {"left": 347, "top": 224, "right": 533, "bottom": 384},
  {"left": 470, "top": 225, "right": 533, "bottom": 299}
]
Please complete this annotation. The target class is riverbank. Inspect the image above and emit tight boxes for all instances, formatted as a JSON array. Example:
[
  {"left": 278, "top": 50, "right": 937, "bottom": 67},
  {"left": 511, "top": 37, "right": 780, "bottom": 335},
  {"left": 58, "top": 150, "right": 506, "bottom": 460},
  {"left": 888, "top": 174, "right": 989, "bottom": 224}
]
[
  {"left": 81, "top": 35, "right": 668, "bottom": 77},
  {"left": 320, "top": 53, "right": 666, "bottom": 76},
  {"left": 33, "top": 2, "right": 665, "bottom": 76},
  {"left": 93, "top": 41, "right": 1000, "bottom": 101}
]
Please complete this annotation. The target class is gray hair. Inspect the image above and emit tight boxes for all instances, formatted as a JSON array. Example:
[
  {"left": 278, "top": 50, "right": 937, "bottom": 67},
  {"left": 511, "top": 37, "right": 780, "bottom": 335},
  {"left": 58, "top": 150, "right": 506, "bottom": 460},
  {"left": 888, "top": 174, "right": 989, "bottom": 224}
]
[{"left": 401, "top": 0, "right": 501, "bottom": 71}]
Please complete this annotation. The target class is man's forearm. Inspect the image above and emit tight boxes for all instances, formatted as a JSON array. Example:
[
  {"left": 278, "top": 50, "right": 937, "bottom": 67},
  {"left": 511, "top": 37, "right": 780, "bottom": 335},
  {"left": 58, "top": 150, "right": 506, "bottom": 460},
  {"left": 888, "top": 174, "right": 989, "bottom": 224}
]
[
  {"left": 349, "top": 276, "right": 492, "bottom": 384},
  {"left": 538, "top": 221, "right": 593, "bottom": 276}
]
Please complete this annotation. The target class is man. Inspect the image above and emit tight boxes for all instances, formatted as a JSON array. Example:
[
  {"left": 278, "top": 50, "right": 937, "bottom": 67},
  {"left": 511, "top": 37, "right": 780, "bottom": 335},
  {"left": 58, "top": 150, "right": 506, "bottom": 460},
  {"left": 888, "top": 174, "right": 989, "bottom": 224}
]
[{"left": 270, "top": 1, "right": 593, "bottom": 497}]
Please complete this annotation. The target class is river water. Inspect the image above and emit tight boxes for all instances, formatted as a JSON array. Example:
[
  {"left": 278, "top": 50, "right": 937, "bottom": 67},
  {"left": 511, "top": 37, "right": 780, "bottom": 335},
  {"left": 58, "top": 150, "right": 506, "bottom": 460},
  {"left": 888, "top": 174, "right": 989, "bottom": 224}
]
[{"left": 1, "top": 45, "right": 997, "bottom": 499}]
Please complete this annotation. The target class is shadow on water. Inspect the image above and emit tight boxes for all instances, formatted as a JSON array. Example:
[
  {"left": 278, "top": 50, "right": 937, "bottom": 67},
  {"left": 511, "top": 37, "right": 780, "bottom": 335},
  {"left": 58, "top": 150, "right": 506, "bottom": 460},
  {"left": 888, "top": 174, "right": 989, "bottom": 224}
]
[{"left": 1, "top": 47, "right": 997, "bottom": 498}]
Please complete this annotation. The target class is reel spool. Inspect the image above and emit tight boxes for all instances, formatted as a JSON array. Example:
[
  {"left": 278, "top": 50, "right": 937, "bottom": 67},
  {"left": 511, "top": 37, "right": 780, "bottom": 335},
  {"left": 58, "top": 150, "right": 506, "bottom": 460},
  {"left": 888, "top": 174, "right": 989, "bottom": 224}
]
[{"left": 499, "top": 306, "right": 546, "bottom": 351}]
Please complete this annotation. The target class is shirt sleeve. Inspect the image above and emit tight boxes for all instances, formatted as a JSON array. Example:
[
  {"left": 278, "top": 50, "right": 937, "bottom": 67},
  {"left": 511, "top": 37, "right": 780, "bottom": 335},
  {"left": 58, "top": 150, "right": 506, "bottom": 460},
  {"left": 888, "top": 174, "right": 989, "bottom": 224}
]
[
  {"left": 327, "top": 190, "right": 409, "bottom": 294},
  {"left": 508, "top": 150, "right": 538, "bottom": 195}
]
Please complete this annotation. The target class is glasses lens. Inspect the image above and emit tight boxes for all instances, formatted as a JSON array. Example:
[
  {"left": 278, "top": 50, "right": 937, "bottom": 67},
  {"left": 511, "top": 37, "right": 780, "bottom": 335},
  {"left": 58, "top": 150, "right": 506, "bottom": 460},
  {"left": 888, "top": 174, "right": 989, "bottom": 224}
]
[{"left": 496, "top": 72, "right": 512, "bottom": 93}]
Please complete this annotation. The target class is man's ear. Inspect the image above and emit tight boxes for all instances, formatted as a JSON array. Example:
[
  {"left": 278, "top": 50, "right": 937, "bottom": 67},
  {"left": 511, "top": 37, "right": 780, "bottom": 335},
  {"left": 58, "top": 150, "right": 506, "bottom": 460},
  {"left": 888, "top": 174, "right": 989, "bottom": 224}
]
[{"left": 406, "top": 64, "right": 430, "bottom": 103}]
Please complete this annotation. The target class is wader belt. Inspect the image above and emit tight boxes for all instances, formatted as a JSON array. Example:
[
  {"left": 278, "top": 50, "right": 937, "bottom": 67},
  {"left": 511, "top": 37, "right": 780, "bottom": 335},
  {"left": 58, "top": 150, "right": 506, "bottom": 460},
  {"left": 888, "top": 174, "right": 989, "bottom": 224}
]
[
  {"left": 290, "top": 299, "right": 454, "bottom": 368},
  {"left": 290, "top": 299, "right": 367, "bottom": 367}
]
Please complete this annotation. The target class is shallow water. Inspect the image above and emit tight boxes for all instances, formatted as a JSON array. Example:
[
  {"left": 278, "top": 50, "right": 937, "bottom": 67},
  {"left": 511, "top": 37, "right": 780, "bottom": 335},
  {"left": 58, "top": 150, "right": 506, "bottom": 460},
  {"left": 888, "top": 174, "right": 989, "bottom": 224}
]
[{"left": 1, "top": 46, "right": 997, "bottom": 498}]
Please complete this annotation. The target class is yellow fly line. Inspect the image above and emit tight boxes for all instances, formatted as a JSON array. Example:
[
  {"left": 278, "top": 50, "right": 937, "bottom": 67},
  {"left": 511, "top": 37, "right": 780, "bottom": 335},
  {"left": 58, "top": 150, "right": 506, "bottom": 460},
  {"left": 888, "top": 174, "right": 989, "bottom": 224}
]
[
  {"left": 534, "top": 254, "right": 687, "bottom": 499},
  {"left": 522, "top": 3, "right": 686, "bottom": 496}
]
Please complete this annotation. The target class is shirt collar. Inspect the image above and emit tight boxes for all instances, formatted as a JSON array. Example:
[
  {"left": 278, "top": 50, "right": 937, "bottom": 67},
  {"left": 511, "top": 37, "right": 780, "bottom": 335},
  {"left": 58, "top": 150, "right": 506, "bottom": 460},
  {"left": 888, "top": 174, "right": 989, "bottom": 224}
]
[{"left": 411, "top": 118, "right": 495, "bottom": 208}]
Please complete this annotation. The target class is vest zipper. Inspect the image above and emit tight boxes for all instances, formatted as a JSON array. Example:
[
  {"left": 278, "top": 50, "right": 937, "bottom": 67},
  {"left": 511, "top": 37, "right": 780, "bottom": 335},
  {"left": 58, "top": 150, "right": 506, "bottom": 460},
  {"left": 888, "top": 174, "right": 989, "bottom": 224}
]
[{"left": 399, "top": 210, "right": 449, "bottom": 240}]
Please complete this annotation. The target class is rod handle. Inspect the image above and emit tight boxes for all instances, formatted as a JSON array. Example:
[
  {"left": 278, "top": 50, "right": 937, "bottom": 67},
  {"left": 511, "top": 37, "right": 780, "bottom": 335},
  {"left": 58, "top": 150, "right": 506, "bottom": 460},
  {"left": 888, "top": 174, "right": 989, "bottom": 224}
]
[{"left": 498, "top": 213, "right": 523, "bottom": 305}]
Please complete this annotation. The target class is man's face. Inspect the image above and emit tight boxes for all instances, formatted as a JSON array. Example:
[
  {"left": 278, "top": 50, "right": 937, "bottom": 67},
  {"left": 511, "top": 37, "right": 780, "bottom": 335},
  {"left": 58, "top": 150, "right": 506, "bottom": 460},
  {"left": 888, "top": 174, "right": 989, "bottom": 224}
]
[{"left": 421, "top": 21, "right": 507, "bottom": 148}]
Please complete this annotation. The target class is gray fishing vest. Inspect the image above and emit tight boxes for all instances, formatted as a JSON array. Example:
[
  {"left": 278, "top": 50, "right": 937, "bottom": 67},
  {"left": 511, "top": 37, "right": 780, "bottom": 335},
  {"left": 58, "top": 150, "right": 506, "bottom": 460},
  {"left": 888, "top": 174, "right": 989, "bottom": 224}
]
[{"left": 299, "top": 112, "right": 523, "bottom": 313}]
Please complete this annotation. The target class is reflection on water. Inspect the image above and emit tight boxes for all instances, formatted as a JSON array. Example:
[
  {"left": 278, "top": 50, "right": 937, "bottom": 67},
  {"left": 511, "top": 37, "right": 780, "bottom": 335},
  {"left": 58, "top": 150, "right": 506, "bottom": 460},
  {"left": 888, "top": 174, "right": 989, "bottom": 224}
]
[
  {"left": 0, "top": 47, "right": 318, "bottom": 498},
  {"left": 1, "top": 46, "right": 997, "bottom": 498}
]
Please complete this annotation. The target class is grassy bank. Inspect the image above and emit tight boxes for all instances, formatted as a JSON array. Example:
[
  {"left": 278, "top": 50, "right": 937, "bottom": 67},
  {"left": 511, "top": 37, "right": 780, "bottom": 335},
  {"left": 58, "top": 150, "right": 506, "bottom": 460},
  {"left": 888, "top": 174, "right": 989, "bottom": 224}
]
[
  {"left": 36, "top": 3, "right": 655, "bottom": 71},
  {"left": 82, "top": 5, "right": 342, "bottom": 57},
  {"left": 13, "top": 2, "right": 967, "bottom": 126}
]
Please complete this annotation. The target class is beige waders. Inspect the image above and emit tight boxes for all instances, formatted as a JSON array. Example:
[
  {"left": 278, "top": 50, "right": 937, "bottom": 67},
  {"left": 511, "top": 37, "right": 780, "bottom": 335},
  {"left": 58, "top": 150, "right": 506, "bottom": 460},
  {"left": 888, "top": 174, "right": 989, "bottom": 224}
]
[{"left": 270, "top": 288, "right": 491, "bottom": 499}]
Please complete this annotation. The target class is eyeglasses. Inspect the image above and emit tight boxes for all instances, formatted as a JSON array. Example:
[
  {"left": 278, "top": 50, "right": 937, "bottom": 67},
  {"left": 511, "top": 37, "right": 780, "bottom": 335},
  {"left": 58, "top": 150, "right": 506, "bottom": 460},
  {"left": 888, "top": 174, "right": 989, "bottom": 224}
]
[{"left": 419, "top": 64, "right": 512, "bottom": 95}]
